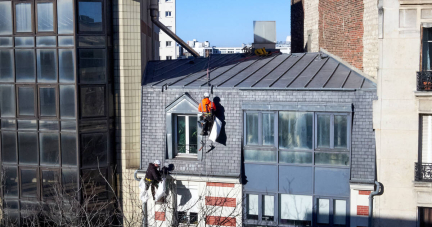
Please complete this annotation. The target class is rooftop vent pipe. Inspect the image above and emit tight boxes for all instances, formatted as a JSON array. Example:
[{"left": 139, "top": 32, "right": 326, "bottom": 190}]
[{"left": 150, "top": 0, "right": 200, "bottom": 58}]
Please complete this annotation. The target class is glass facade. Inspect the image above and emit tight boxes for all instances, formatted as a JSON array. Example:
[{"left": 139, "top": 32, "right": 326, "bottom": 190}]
[{"left": 0, "top": 0, "right": 114, "bottom": 223}]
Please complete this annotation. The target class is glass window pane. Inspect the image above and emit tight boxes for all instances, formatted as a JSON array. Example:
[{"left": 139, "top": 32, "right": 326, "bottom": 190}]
[
  {"left": 263, "top": 195, "right": 274, "bottom": 221},
  {"left": 81, "top": 133, "right": 107, "bottom": 167},
  {"left": 334, "top": 200, "right": 347, "bottom": 225},
  {"left": 279, "top": 112, "right": 313, "bottom": 150},
  {"left": 21, "top": 169, "right": 37, "bottom": 198},
  {"left": 317, "top": 198, "right": 330, "bottom": 224},
  {"left": 280, "top": 194, "right": 312, "bottom": 225},
  {"left": 1, "top": 119, "right": 16, "bottom": 130},
  {"left": 78, "top": 36, "right": 105, "bottom": 46},
  {"left": 58, "top": 36, "right": 74, "bottom": 46},
  {"left": 40, "top": 133, "right": 59, "bottom": 165},
  {"left": 18, "top": 87, "right": 35, "bottom": 116},
  {"left": 40, "top": 87, "right": 56, "bottom": 117},
  {"left": 2, "top": 132, "right": 17, "bottom": 163},
  {"left": 61, "top": 121, "right": 76, "bottom": 131},
  {"left": 177, "top": 116, "right": 185, "bottom": 153},
  {"left": 279, "top": 151, "right": 312, "bottom": 164},
  {"left": 0, "top": 2, "right": 12, "bottom": 35},
  {"left": 188, "top": 116, "right": 197, "bottom": 154},
  {"left": 42, "top": 170, "right": 57, "bottom": 199},
  {"left": 82, "top": 169, "right": 107, "bottom": 200},
  {"left": 59, "top": 50, "right": 75, "bottom": 82},
  {"left": 37, "top": 49, "right": 57, "bottom": 82},
  {"left": 246, "top": 113, "right": 258, "bottom": 145},
  {"left": 16, "top": 49, "right": 35, "bottom": 82},
  {"left": 15, "top": 37, "right": 34, "bottom": 47},
  {"left": 17, "top": 120, "right": 37, "bottom": 130},
  {"left": 317, "top": 115, "right": 331, "bottom": 148},
  {"left": 16, "top": 3, "right": 32, "bottom": 32},
  {"left": 315, "top": 152, "right": 349, "bottom": 166},
  {"left": 78, "top": 49, "right": 106, "bottom": 83},
  {"left": 62, "top": 169, "right": 77, "bottom": 195},
  {"left": 80, "top": 86, "right": 105, "bottom": 117},
  {"left": 0, "top": 37, "right": 13, "bottom": 47},
  {"left": 334, "top": 115, "right": 348, "bottom": 149},
  {"left": 0, "top": 49, "right": 13, "bottom": 81},
  {"left": 58, "top": 0, "right": 73, "bottom": 34},
  {"left": 62, "top": 134, "right": 77, "bottom": 166},
  {"left": 78, "top": 1, "right": 103, "bottom": 32},
  {"left": 36, "top": 36, "right": 56, "bottom": 47},
  {"left": 4, "top": 167, "right": 18, "bottom": 197},
  {"left": 244, "top": 150, "right": 276, "bottom": 162},
  {"left": 37, "top": 3, "right": 54, "bottom": 32},
  {"left": 263, "top": 113, "right": 274, "bottom": 145},
  {"left": 247, "top": 194, "right": 258, "bottom": 220},
  {"left": 60, "top": 85, "right": 75, "bottom": 119},
  {"left": 39, "top": 120, "right": 59, "bottom": 131},
  {"left": 0, "top": 84, "right": 16, "bottom": 117},
  {"left": 18, "top": 132, "right": 38, "bottom": 164}
]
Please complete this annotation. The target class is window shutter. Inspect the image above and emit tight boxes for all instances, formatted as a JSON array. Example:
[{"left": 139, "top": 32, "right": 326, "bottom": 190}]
[{"left": 422, "top": 115, "right": 432, "bottom": 163}]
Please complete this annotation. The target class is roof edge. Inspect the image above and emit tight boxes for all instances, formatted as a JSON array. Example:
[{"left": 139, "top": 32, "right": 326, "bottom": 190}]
[{"left": 320, "top": 48, "right": 377, "bottom": 85}]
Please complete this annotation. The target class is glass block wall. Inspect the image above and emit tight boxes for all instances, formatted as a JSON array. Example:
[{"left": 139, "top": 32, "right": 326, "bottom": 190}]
[{"left": 0, "top": 0, "right": 114, "bottom": 222}]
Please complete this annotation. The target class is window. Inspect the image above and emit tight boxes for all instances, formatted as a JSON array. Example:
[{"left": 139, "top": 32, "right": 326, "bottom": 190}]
[
  {"left": 80, "top": 133, "right": 107, "bottom": 167},
  {"left": 175, "top": 115, "right": 198, "bottom": 156},
  {"left": 57, "top": 0, "right": 74, "bottom": 34},
  {"left": 0, "top": 84, "right": 16, "bottom": 117},
  {"left": 165, "top": 11, "right": 171, "bottom": 17},
  {"left": 15, "top": 36, "right": 34, "bottom": 47},
  {"left": 79, "top": 49, "right": 106, "bottom": 83},
  {"left": 18, "top": 86, "right": 36, "bottom": 117},
  {"left": 39, "top": 87, "right": 57, "bottom": 117},
  {"left": 78, "top": 1, "right": 103, "bottom": 32},
  {"left": 36, "top": 36, "right": 56, "bottom": 47},
  {"left": 177, "top": 182, "right": 198, "bottom": 225},
  {"left": 80, "top": 86, "right": 105, "bottom": 117},
  {"left": 419, "top": 207, "right": 432, "bottom": 227},
  {"left": 246, "top": 193, "right": 275, "bottom": 221},
  {"left": 37, "top": 49, "right": 58, "bottom": 82},
  {"left": 244, "top": 112, "right": 277, "bottom": 162},
  {"left": 60, "top": 85, "right": 75, "bottom": 119},
  {"left": 40, "top": 133, "right": 60, "bottom": 165},
  {"left": 58, "top": 36, "right": 74, "bottom": 47},
  {"left": 37, "top": 2, "right": 54, "bottom": 32},
  {"left": 4, "top": 167, "right": 18, "bottom": 197},
  {"left": 263, "top": 195, "right": 274, "bottom": 221},
  {"left": 246, "top": 194, "right": 258, "bottom": 220},
  {"left": 420, "top": 115, "right": 432, "bottom": 173},
  {"left": 166, "top": 56, "right": 172, "bottom": 60},
  {"left": 316, "top": 198, "right": 347, "bottom": 225},
  {"left": 15, "top": 49, "right": 35, "bottom": 82},
  {"left": 59, "top": 49, "right": 75, "bottom": 82},
  {"left": 21, "top": 169, "right": 38, "bottom": 198},
  {"left": 280, "top": 194, "right": 312, "bottom": 225},
  {"left": 42, "top": 170, "right": 58, "bottom": 199},
  {"left": 166, "top": 41, "right": 172, "bottom": 47},
  {"left": 0, "top": 1, "right": 13, "bottom": 35},
  {"left": 18, "top": 132, "right": 38, "bottom": 164},
  {"left": 423, "top": 28, "right": 432, "bottom": 71},
  {"left": 61, "top": 134, "right": 77, "bottom": 166},
  {"left": 15, "top": 2, "right": 32, "bottom": 33},
  {"left": 2, "top": 132, "right": 17, "bottom": 163}
]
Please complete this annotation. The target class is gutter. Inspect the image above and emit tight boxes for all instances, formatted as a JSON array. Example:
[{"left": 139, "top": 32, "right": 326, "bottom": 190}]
[
  {"left": 368, "top": 181, "right": 383, "bottom": 227},
  {"left": 149, "top": 0, "right": 200, "bottom": 58}
]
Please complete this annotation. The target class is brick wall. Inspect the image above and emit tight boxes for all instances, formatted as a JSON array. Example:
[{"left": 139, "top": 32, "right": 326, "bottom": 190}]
[
  {"left": 141, "top": 88, "right": 376, "bottom": 182},
  {"left": 318, "top": 0, "right": 364, "bottom": 70},
  {"left": 357, "top": 205, "right": 369, "bottom": 216},
  {"left": 206, "top": 216, "right": 236, "bottom": 226},
  {"left": 205, "top": 196, "right": 237, "bottom": 207}
]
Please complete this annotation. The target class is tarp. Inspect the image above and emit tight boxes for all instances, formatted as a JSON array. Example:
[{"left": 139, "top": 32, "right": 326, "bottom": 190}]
[
  {"left": 209, "top": 117, "right": 222, "bottom": 143},
  {"left": 155, "top": 178, "right": 166, "bottom": 201},
  {"left": 139, "top": 178, "right": 149, "bottom": 203}
]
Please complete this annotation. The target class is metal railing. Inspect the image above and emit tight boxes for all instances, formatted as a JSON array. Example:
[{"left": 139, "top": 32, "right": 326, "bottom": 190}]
[
  {"left": 415, "top": 162, "right": 432, "bottom": 181},
  {"left": 417, "top": 71, "right": 432, "bottom": 91},
  {"left": 176, "top": 144, "right": 198, "bottom": 154}
]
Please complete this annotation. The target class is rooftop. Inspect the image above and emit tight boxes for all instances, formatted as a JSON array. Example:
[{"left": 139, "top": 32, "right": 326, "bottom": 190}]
[{"left": 142, "top": 52, "right": 376, "bottom": 90}]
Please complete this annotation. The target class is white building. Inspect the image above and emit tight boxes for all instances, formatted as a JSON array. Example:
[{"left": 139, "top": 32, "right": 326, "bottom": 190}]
[{"left": 159, "top": 0, "right": 177, "bottom": 60}]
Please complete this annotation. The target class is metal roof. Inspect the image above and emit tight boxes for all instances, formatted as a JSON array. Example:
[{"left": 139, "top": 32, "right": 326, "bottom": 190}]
[{"left": 142, "top": 52, "right": 376, "bottom": 90}]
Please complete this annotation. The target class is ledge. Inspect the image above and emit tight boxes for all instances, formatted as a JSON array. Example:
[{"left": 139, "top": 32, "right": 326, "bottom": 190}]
[
  {"left": 413, "top": 181, "right": 432, "bottom": 188},
  {"left": 415, "top": 91, "right": 432, "bottom": 97}
]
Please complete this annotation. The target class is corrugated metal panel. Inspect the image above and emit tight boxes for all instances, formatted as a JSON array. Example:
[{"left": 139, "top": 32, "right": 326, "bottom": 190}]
[
  {"left": 236, "top": 54, "right": 289, "bottom": 87},
  {"left": 272, "top": 53, "right": 317, "bottom": 88}
]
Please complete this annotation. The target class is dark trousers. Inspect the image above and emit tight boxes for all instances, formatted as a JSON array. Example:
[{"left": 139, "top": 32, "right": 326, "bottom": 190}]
[
  {"left": 200, "top": 114, "right": 214, "bottom": 135},
  {"left": 145, "top": 180, "right": 158, "bottom": 200}
]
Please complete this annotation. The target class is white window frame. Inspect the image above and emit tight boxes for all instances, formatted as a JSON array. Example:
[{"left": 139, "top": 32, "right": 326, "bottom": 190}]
[
  {"left": 166, "top": 41, "right": 172, "bottom": 47},
  {"left": 174, "top": 115, "right": 198, "bottom": 157}
]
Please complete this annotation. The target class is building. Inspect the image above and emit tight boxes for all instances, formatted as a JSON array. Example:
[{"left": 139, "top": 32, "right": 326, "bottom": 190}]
[
  {"left": 0, "top": 0, "right": 158, "bottom": 224},
  {"left": 137, "top": 48, "right": 376, "bottom": 226},
  {"left": 158, "top": 0, "right": 177, "bottom": 60}
]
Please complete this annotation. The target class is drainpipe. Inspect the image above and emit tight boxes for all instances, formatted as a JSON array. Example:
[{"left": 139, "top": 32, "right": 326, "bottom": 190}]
[
  {"left": 368, "top": 181, "right": 382, "bottom": 227},
  {"left": 149, "top": 0, "right": 200, "bottom": 58}
]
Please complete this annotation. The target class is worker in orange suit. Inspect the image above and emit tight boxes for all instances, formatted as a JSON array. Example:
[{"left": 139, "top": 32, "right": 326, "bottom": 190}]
[{"left": 198, "top": 92, "right": 216, "bottom": 136}]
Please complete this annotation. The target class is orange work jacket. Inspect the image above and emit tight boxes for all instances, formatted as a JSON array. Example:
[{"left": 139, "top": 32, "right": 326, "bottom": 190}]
[{"left": 198, "top": 98, "right": 216, "bottom": 113}]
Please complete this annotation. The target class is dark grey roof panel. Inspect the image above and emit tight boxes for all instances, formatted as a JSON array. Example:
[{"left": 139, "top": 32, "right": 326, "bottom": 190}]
[
  {"left": 236, "top": 54, "right": 290, "bottom": 87},
  {"left": 288, "top": 57, "right": 329, "bottom": 88},
  {"left": 324, "top": 64, "right": 351, "bottom": 88},
  {"left": 306, "top": 58, "right": 339, "bottom": 88},
  {"left": 253, "top": 53, "right": 304, "bottom": 87},
  {"left": 272, "top": 53, "right": 318, "bottom": 88},
  {"left": 218, "top": 55, "right": 276, "bottom": 87},
  {"left": 142, "top": 52, "right": 376, "bottom": 90}
]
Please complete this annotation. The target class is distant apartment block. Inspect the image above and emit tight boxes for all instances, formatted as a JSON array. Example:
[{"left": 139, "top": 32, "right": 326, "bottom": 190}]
[{"left": 159, "top": 0, "right": 177, "bottom": 60}]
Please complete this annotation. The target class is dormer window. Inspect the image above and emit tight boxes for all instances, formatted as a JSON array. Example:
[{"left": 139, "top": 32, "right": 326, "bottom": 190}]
[{"left": 175, "top": 115, "right": 198, "bottom": 156}]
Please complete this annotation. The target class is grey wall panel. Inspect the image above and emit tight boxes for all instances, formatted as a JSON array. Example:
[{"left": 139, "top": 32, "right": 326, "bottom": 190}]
[
  {"left": 245, "top": 164, "right": 278, "bottom": 192},
  {"left": 314, "top": 167, "right": 350, "bottom": 196},
  {"left": 279, "top": 165, "right": 313, "bottom": 194}
]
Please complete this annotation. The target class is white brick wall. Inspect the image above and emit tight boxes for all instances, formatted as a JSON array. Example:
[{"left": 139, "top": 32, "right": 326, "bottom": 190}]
[{"left": 363, "top": 0, "right": 379, "bottom": 79}]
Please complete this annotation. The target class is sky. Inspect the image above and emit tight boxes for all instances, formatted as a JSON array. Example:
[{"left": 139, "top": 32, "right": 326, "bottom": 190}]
[{"left": 176, "top": 0, "right": 291, "bottom": 47}]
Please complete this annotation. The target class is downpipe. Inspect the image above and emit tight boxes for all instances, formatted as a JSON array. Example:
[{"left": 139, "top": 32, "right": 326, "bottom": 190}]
[{"left": 368, "top": 181, "right": 383, "bottom": 227}]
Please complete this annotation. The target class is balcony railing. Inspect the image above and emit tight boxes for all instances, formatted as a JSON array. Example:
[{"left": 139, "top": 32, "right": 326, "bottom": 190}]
[
  {"left": 417, "top": 71, "right": 432, "bottom": 91},
  {"left": 415, "top": 162, "right": 432, "bottom": 181}
]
